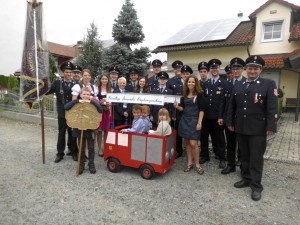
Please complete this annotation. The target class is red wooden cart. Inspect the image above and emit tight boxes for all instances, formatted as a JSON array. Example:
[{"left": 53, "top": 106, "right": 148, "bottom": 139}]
[{"left": 104, "top": 125, "right": 176, "bottom": 179}]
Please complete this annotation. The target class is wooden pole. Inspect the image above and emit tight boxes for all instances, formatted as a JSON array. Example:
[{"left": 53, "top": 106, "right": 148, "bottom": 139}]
[
  {"left": 76, "top": 130, "right": 84, "bottom": 176},
  {"left": 40, "top": 98, "right": 46, "bottom": 164}
]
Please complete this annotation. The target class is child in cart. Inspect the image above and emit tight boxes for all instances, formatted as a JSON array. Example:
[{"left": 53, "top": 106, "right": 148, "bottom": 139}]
[
  {"left": 121, "top": 105, "right": 145, "bottom": 133},
  {"left": 149, "top": 108, "right": 172, "bottom": 136}
]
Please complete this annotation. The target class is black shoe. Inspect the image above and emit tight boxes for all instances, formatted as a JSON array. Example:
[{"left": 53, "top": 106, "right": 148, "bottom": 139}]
[
  {"left": 54, "top": 155, "right": 63, "bottom": 163},
  {"left": 251, "top": 190, "right": 262, "bottom": 201},
  {"left": 234, "top": 180, "right": 250, "bottom": 188},
  {"left": 219, "top": 160, "right": 226, "bottom": 169},
  {"left": 88, "top": 163, "right": 96, "bottom": 174},
  {"left": 66, "top": 149, "right": 72, "bottom": 156},
  {"left": 199, "top": 157, "right": 210, "bottom": 164},
  {"left": 175, "top": 153, "right": 182, "bottom": 159},
  {"left": 79, "top": 163, "right": 85, "bottom": 175},
  {"left": 72, "top": 154, "right": 78, "bottom": 161},
  {"left": 236, "top": 160, "right": 241, "bottom": 166},
  {"left": 221, "top": 166, "right": 236, "bottom": 174}
]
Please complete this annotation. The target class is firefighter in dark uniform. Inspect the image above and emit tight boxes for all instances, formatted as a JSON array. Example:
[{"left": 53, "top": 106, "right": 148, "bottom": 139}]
[
  {"left": 148, "top": 59, "right": 162, "bottom": 91},
  {"left": 198, "top": 61, "right": 209, "bottom": 88},
  {"left": 227, "top": 55, "right": 278, "bottom": 201},
  {"left": 150, "top": 71, "right": 173, "bottom": 128},
  {"left": 109, "top": 66, "right": 121, "bottom": 90},
  {"left": 198, "top": 61, "right": 213, "bottom": 163},
  {"left": 200, "top": 59, "right": 226, "bottom": 169},
  {"left": 219, "top": 58, "right": 246, "bottom": 174},
  {"left": 125, "top": 67, "right": 139, "bottom": 92},
  {"left": 47, "top": 61, "right": 76, "bottom": 162},
  {"left": 167, "top": 60, "right": 184, "bottom": 158},
  {"left": 72, "top": 64, "right": 82, "bottom": 83}
]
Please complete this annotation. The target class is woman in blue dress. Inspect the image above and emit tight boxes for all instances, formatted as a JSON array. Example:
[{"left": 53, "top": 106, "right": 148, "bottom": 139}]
[{"left": 174, "top": 75, "right": 206, "bottom": 175}]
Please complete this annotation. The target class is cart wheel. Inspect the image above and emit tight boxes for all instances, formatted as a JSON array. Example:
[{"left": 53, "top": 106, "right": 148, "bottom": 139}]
[
  {"left": 140, "top": 164, "right": 155, "bottom": 180},
  {"left": 107, "top": 158, "right": 121, "bottom": 173}
]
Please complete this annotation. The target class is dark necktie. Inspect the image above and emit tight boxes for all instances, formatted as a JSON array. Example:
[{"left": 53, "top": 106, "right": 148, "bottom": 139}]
[
  {"left": 133, "top": 82, "right": 135, "bottom": 88},
  {"left": 212, "top": 79, "right": 215, "bottom": 84},
  {"left": 234, "top": 79, "right": 238, "bottom": 86},
  {"left": 247, "top": 81, "right": 254, "bottom": 88},
  {"left": 160, "top": 88, "right": 163, "bottom": 93},
  {"left": 112, "top": 82, "right": 115, "bottom": 88}
]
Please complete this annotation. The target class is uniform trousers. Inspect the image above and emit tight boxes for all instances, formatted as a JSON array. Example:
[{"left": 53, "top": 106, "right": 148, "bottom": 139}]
[
  {"left": 224, "top": 126, "right": 236, "bottom": 166},
  {"left": 57, "top": 118, "right": 73, "bottom": 157},
  {"left": 200, "top": 118, "right": 225, "bottom": 160},
  {"left": 172, "top": 118, "right": 183, "bottom": 155},
  {"left": 236, "top": 134, "right": 266, "bottom": 192}
]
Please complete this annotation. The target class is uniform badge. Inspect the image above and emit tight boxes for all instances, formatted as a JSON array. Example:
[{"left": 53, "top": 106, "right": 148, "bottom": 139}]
[{"left": 274, "top": 89, "right": 278, "bottom": 96}]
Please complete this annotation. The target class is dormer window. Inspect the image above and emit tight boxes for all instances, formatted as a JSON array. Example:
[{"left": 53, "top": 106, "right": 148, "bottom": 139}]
[{"left": 262, "top": 20, "right": 283, "bottom": 42}]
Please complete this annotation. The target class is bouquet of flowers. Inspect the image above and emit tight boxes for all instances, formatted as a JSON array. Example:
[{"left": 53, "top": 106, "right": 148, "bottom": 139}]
[{"left": 99, "top": 98, "right": 110, "bottom": 110}]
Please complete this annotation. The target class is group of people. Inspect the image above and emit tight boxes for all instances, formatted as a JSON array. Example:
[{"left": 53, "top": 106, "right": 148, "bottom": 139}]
[{"left": 48, "top": 55, "right": 278, "bottom": 201}]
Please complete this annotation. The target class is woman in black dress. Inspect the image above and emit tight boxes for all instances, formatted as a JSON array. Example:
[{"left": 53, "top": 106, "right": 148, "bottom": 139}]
[{"left": 174, "top": 75, "right": 206, "bottom": 175}]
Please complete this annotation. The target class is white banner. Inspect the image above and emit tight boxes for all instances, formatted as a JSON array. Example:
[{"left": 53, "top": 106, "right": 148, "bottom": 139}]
[{"left": 107, "top": 93, "right": 181, "bottom": 105}]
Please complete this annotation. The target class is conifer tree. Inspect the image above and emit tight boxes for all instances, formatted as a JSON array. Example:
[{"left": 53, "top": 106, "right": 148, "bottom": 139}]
[
  {"left": 76, "top": 22, "right": 103, "bottom": 78},
  {"left": 104, "top": 0, "right": 150, "bottom": 77}
]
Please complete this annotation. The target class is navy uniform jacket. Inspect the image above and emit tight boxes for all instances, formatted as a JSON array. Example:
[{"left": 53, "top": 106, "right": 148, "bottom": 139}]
[
  {"left": 125, "top": 82, "right": 137, "bottom": 92},
  {"left": 219, "top": 77, "right": 246, "bottom": 121},
  {"left": 113, "top": 89, "right": 132, "bottom": 121},
  {"left": 167, "top": 76, "right": 183, "bottom": 119},
  {"left": 167, "top": 76, "right": 183, "bottom": 95},
  {"left": 150, "top": 87, "right": 174, "bottom": 125},
  {"left": 47, "top": 79, "right": 75, "bottom": 118},
  {"left": 226, "top": 77, "right": 278, "bottom": 135},
  {"left": 203, "top": 77, "right": 226, "bottom": 119},
  {"left": 148, "top": 75, "right": 159, "bottom": 92}
]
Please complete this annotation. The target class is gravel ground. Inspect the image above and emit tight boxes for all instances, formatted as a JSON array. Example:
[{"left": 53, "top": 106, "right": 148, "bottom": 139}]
[{"left": 0, "top": 118, "right": 299, "bottom": 225}]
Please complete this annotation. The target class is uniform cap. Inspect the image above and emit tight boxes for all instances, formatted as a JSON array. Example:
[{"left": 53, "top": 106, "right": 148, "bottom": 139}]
[
  {"left": 225, "top": 64, "right": 232, "bottom": 73},
  {"left": 72, "top": 64, "right": 82, "bottom": 72},
  {"left": 197, "top": 61, "right": 208, "bottom": 71},
  {"left": 109, "top": 66, "right": 121, "bottom": 74},
  {"left": 245, "top": 55, "right": 265, "bottom": 67},
  {"left": 208, "top": 59, "right": 222, "bottom": 68},
  {"left": 171, "top": 60, "right": 183, "bottom": 68},
  {"left": 129, "top": 67, "right": 139, "bottom": 74},
  {"left": 181, "top": 65, "right": 193, "bottom": 74},
  {"left": 157, "top": 71, "right": 169, "bottom": 79},
  {"left": 230, "top": 57, "right": 245, "bottom": 68},
  {"left": 60, "top": 61, "right": 74, "bottom": 71},
  {"left": 152, "top": 59, "right": 163, "bottom": 67}
]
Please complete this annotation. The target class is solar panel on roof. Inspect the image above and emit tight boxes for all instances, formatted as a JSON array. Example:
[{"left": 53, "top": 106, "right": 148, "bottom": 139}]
[{"left": 160, "top": 17, "right": 248, "bottom": 46}]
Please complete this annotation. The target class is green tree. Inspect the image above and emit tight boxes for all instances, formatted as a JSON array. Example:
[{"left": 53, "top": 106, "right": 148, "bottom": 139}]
[
  {"left": 112, "top": 0, "right": 145, "bottom": 48},
  {"left": 104, "top": 0, "right": 150, "bottom": 77},
  {"left": 0, "top": 75, "right": 9, "bottom": 88},
  {"left": 75, "top": 22, "right": 104, "bottom": 78},
  {"left": 49, "top": 53, "right": 58, "bottom": 83}
]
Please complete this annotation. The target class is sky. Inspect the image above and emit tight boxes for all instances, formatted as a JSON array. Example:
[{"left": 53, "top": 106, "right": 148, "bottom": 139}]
[{"left": 1, "top": 0, "right": 299, "bottom": 75}]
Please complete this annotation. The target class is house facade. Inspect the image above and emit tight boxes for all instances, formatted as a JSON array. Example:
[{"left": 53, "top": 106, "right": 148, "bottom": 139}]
[{"left": 153, "top": 0, "right": 300, "bottom": 106}]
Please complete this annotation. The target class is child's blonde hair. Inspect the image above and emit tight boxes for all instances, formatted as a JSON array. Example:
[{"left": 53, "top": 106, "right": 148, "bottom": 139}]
[
  {"left": 158, "top": 108, "right": 170, "bottom": 122},
  {"left": 141, "top": 105, "right": 150, "bottom": 114},
  {"left": 80, "top": 86, "right": 91, "bottom": 94},
  {"left": 118, "top": 76, "right": 127, "bottom": 84}
]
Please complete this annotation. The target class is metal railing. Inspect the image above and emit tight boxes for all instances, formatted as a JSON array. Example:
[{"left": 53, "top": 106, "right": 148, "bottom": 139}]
[{"left": 0, "top": 91, "right": 57, "bottom": 118}]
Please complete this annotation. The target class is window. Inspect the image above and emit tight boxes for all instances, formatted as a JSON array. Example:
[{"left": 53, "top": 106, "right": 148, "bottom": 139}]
[{"left": 262, "top": 21, "right": 283, "bottom": 42}]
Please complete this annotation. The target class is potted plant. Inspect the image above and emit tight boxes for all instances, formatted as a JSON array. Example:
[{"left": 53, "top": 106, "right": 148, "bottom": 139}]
[{"left": 277, "top": 88, "right": 284, "bottom": 116}]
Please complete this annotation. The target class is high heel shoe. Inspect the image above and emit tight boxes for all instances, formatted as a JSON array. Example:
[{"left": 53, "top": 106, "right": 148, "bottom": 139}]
[
  {"left": 184, "top": 164, "right": 193, "bottom": 172},
  {"left": 98, "top": 152, "right": 104, "bottom": 157},
  {"left": 195, "top": 165, "right": 204, "bottom": 175}
]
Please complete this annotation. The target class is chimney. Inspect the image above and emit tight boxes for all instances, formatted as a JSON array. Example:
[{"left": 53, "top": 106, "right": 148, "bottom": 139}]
[{"left": 238, "top": 11, "right": 243, "bottom": 18}]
